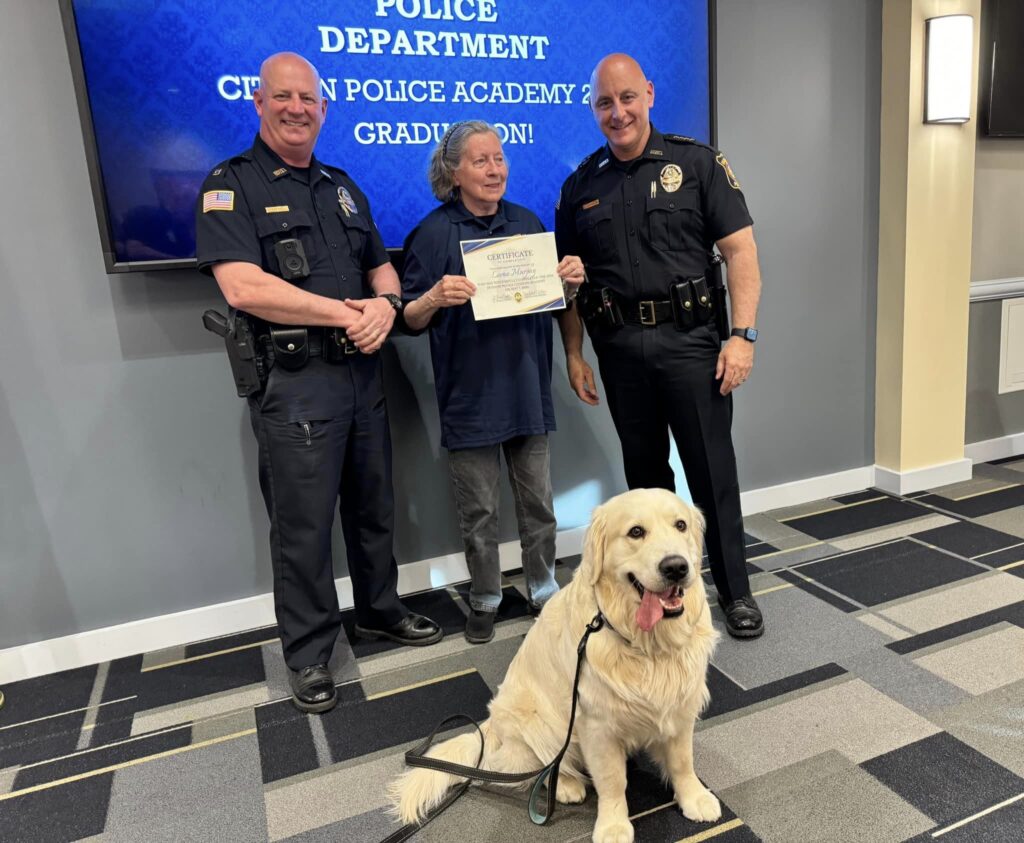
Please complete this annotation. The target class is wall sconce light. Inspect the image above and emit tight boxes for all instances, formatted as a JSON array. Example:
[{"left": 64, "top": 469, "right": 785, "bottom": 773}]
[{"left": 924, "top": 14, "right": 973, "bottom": 123}]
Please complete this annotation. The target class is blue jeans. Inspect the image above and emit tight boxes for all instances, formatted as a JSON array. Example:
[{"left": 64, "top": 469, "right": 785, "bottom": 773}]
[{"left": 447, "top": 434, "right": 560, "bottom": 612}]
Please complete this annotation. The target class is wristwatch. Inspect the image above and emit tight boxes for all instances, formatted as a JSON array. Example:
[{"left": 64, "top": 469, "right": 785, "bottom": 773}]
[
  {"left": 377, "top": 293, "right": 404, "bottom": 313},
  {"left": 731, "top": 327, "right": 758, "bottom": 343}
]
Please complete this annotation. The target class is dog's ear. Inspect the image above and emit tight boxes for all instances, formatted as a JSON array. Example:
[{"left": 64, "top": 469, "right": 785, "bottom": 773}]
[
  {"left": 688, "top": 503, "right": 706, "bottom": 543},
  {"left": 583, "top": 507, "right": 607, "bottom": 587}
]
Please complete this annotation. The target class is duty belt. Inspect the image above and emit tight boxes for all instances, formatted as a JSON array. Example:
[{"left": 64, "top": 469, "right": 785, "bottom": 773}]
[{"left": 264, "top": 326, "right": 358, "bottom": 371}]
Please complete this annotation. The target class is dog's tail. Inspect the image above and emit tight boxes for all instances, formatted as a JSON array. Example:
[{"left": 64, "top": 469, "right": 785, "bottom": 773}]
[{"left": 388, "top": 721, "right": 497, "bottom": 826}]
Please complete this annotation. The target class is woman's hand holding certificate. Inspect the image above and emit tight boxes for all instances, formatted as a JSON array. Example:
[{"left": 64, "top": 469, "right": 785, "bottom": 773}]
[{"left": 460, "top": 232, "right": 567, "bottom": 321}]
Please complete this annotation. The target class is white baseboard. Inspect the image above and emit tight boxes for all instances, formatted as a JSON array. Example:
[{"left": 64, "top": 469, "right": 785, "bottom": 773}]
[
  {"left": 873, "top": 458, "right": 973, "bottom": 495},
  {"left": 965, "top": 432, "right": 1024, "bottom": 464},
  {"left": 3, "top": 465, "right": 901, "bottom": 684},
  {"left": 740, "top": 466, "right": 876, "bottom": 514},
  {"left": 0, "top": 527, "right": 586, "bottom": 684}
]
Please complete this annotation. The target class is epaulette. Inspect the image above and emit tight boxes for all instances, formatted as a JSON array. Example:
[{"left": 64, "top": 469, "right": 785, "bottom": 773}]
[
  {"left": 663, "top": 134, "right": 704, "bottom": 146},
  {"left": 206, "top": 158, "right": 236, "bottom": 178},
  {"left": 575, "top": 146, "right": 605, "bottom": 171},
  {"left": 318, "top": 162, "right": 350, "bottom": 180}
]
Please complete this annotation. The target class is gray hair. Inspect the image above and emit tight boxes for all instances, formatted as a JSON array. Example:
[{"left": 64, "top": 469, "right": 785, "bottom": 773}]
[{"left": 428, "top": 121, "right": 503, "bottom": 202}]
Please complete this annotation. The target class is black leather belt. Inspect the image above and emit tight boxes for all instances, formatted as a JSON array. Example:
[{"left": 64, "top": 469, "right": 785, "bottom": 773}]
[
  {"left": 263, "top": 327, "right": 357, "bottom": 365},
  {"left": 622, "top": 299, "right": 674, "bottom": 326}
]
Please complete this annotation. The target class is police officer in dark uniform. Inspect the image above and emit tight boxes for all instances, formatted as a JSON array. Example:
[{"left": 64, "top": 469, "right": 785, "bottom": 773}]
[
  {"left": 196, "top": 53, "right": 442, "bottom": 714},
  {"left": 555, "top": 53, "right": 764, "bottom": 638}
]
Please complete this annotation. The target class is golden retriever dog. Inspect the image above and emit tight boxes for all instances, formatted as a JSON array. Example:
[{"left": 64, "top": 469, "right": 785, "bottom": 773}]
[{"left": 389, "top": 488, "right": 720, "bottom": 843}]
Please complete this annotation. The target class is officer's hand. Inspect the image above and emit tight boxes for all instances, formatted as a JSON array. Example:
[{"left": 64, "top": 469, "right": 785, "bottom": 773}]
[
  {"left": 556, "top": 256, "right": 586, "bottom": 301},
  {"left": 425, "top": 275, "right": 476, "bottom": 308},
  {"left": 344, "top": 297, "right": 395, "bottom": 354},
  {"left": 567, "top": 354, "right": 600, "bottom": 405},
  {"left": 716, "top": 336, "right": 754, "bottom": 395}
]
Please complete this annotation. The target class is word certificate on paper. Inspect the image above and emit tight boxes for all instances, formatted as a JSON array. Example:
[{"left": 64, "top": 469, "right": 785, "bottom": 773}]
[{"left": 460, "top": 232, "right": 566, "bottom": 321}]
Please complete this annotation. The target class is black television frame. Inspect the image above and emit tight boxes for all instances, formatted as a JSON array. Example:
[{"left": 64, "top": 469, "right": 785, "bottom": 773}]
[{"left": 60, "top": 0, "right": 719, "bottom": 274}]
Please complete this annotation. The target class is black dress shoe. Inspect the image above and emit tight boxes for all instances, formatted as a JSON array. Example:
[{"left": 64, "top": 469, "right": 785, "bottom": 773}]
[
  {"left": 718, "top": 594, "right": 764, "bottom": 639},
  {"left": 464, "top": 609, "right": 496, "bottom": 644},
  {"left": 289, "top": 664, "right": 337, "bottom": 714},
  {"left": 354, "top": 613, "right": 444, "bottom": 647}
]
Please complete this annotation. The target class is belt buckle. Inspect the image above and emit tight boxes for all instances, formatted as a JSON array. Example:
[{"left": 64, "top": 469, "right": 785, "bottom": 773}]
[
  {"left": 328, "top": 329, "right": 357, "bottom": 357},
  {"left": 639, "top": 300, "right": 656, "bottom": 326}
]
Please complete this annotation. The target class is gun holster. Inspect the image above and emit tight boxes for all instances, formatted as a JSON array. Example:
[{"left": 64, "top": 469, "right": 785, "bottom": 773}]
[
  {"left": 707, "top": 253, "right": 730, "bottom": 339},
  {"left": 578, "top": 287, "right": 623, "bottom": 329},
  {"left": 269, "top": 327, "right": 309, "bottom": 371},
  {"left": 202, "top": 309, "right": 266, "bottom": 398}
]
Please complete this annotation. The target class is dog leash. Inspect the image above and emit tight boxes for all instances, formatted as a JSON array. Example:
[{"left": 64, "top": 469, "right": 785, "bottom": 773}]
[{"left": 379, "top": 613, "right": 607, "bottom": 843}]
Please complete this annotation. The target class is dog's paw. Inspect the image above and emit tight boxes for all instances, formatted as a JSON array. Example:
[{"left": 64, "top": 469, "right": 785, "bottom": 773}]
[
  {"left": 556, "top": 774, "right": 587, "bottom": 804},
  {"left": 592, "top": 819, "right": 634, "bottom": 843},
  {"left": 677, "top": 785, "right": 721, "bottom": 823}
]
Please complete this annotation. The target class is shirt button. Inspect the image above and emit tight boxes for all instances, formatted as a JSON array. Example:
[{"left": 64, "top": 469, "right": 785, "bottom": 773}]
[
  {"left": 281, "top": 222, "right": 289, "bottom": 229},
  {"left": 634, "top": 259, "right": 640, "bottom": 266},
  {"left": 669, "top": 202, "right": 675, "bottom": 209},
  {"left": 341, "top": 275, "right": 347, "bottom": 281},
  {"left": 630, "top": 228, "right": 636, "bottom": 236},
  {"left": 331, "top": 243, "right": 338, "bottom": 249},
  {"left": 626, "top": 174, "right": 632, "bottom": 180},
  {"left": 627, "top": 200, "right": 633, "bottom": 206}
]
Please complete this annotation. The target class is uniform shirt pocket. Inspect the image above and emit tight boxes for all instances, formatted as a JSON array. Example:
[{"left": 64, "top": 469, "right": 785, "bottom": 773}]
[
  {"left": 645, "top": 191, "right": 698, "bottom": 252},
  {"left": 338, "top": 208, "right": 370, "bottom": 258},
  {"left": 255, "top": 209, "right": 317, "bottom": 277},
  {"left": 574, "top": 203, "right": 616, "bottom": 264}
]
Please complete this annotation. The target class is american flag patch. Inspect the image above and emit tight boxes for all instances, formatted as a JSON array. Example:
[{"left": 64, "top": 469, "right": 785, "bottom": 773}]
[{"left": 203, "top": 190, "right": 234, "bottom": 212}]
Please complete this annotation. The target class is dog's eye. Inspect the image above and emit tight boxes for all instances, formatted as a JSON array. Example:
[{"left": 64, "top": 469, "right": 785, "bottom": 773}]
[
  {"left": 675, "top": 519, "right": 687, "bottom": 533},
  {"left": 627, "top": 525, "right": 646, "bottom": 539}
]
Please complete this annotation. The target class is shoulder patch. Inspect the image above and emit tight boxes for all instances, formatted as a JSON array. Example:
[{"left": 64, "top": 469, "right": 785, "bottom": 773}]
[
  {"left": 202, "top": 190, "right": 234, "bottom": 213},
  {"left": 716, "top": 152, "right": 741, "bottom": 189}
]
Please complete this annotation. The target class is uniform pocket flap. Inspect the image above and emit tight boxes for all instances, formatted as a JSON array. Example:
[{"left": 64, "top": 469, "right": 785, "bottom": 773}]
[
  {"left": 575, "top": 202, "right": 614, "bottom": 230},
  {"left": 339, "top": 210, "right": 370, "bottom": 231},
  {"left": 255, "top": 209, "right": 314, "bottom": 238},
  {"left": 645, "top": 192, "right": 697, "bottom": 214}
]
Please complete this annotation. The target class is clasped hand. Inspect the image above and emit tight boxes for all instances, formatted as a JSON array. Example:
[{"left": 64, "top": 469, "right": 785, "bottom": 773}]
[{"left": 342, "top": 296, "right": 395, "bottom": 353}]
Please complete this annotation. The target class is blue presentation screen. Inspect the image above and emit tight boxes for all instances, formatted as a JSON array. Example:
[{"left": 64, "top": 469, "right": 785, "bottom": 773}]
[{"left": 66, "top": 0, "right": 711, "bottom": 269}]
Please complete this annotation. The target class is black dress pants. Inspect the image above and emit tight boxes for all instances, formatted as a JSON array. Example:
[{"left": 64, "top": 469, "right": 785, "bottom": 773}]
[
  {"left": 248, "top": 358, "right": 406, "bottom": 669},
  {"left": 591, "top": 320, "right": 750, "bottom": 604}
]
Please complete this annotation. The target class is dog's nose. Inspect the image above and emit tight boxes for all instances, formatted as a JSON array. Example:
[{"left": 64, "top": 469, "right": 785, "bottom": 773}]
[{"left": 658, "top": 555, "right": 689, "bottom": 583}]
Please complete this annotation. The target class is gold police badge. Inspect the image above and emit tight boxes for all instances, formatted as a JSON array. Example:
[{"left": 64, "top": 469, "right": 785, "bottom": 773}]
[
  {"left": 659, "top": 164, "right": 683, "bottom": 193},
  {"left": 338, "top": 186, "right": 358, "bottom": 217},
  {"left": 716, "top": 152, "right": 741, "bottom": 189}
]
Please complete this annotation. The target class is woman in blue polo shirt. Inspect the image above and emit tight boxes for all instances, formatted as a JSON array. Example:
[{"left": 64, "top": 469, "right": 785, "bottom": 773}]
[{"left": 402, "top": 120, "right": 585, "bottom": 644}]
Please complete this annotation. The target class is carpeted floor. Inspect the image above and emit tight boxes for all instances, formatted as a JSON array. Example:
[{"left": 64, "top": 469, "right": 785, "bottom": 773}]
[{"left": 4, "top": 459, "right": 1024, "bottom": 842}]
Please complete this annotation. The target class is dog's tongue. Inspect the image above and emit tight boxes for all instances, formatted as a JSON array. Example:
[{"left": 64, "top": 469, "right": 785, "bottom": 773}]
[{"left": 636, "top": 588, "right": 670, "bottom": 632}]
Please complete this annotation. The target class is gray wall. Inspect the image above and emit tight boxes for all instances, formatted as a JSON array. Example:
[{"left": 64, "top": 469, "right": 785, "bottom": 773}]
[
  {"left": 0, "top": 0, "right": 882, "bottom": 651},
  {"left": 717, "top": 0, "right": 880, "bottom": 485},
  {"left": 966, "top": 138, "right": 1024, "bottom": 445}
]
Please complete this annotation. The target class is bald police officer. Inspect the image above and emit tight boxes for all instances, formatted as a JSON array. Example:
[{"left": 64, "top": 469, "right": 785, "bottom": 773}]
[
  {"left": 196, "top": 53, "right": 442, "bottom": 714},
  {"left": 556, "top": 53, "right": 764, "bottom": 638}
]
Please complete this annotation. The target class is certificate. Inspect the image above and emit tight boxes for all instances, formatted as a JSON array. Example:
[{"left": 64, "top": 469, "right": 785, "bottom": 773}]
[{"left": 459, "top": 232, "right": 566, "bottom": 321}]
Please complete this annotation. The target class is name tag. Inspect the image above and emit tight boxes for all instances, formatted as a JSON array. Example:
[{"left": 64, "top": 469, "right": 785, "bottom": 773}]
[{"left": 265, "top": 205, "right": 289, "bottom": 213}]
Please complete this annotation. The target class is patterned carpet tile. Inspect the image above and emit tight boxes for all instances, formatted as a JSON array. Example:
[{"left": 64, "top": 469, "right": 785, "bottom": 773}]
[
  {"left": 6, "top": 462, "right": 1024, "bottom": 841},
  {"left": 792, "top": 539, "right": 984, "bottom": 607},
  {"left": 720, "top": 751, "right": 934, "bottom": 843},
  {"left": 861, "top": 731, "right": 1024, "bottom": 826},
  {"left": 918, "top": 483, "right": 1024, "bottom": 518},
  {"left": 777, "top": 497, "right": 932, "bottom": 541}
]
